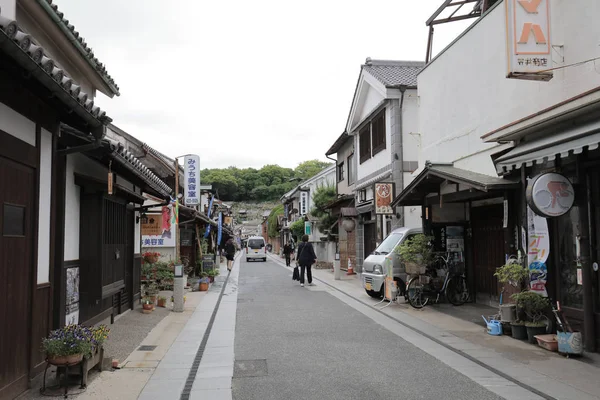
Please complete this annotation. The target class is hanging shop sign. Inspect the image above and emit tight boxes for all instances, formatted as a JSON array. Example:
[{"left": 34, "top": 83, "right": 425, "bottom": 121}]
[
  {"left": 505, "top": 0, "right": 552, "bottom": 81},
  {"left": 526, "top": 172, "right": 574, "bottom": 217},
  {"left": 141, "top": 208, "right": 176, "bottom": 247},
  {"left": 527, "top": 206, "right": 549, "bottom": 296},
  {"left": 374, "top": 182, "right": 395, "bottom": 215},
  {"left": 184, "top": 154, "right": 200, "bottom": 206},
  {"left": 204, "top": 195, "right": 215, "bottom": 238},
  {"left": 217, "top": 212, "right": 223, "bottom": 246}
]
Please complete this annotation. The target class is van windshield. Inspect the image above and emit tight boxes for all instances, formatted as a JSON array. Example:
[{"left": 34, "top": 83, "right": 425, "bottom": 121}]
[
  {"left": 248, "top": 239, "right": 264, "bottom": 249},
  {"left": 374, "top": 233, "right": 403, "bottom": 255}
]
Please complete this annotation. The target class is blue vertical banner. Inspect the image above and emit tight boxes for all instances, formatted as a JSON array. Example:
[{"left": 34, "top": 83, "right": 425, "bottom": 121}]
[
  {"left": 217, "top": 212, "right": 223, "bottom": 246},
  {"left": 204, "top": 195, "right": 215, "bottom": 238}
]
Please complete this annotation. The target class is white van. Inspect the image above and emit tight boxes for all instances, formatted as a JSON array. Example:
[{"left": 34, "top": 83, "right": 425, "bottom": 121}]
[{"left": 246, "top": 236, "right": 267, "bottom": 262}]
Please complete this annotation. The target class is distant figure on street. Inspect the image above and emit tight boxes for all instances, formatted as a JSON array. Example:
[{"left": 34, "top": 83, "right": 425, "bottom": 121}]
[
  {"left": 296, "top": 234, "right": 317, "bottom": 287},
  {"left": 225, "top": 238, "right": 236, "bottom": 271},
  {"left": 283, "top": 242, "right": 293, "bottom": 266}
]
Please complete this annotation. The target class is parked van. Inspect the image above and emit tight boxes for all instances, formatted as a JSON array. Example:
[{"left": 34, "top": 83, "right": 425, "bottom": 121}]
[
  {"left": 362, "top": 227, "right": 423, "bottom": 298},
  {"left": 246, "top": 236, "right": 267, "bottom": 262}
]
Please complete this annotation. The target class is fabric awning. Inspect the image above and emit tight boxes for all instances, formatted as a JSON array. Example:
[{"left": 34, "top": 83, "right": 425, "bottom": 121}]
[
  {"left": 495, "top": 119, "right": 600, "bottom": 173},
  {"left": 392, "top": 162, "right": 519, "bottom": 207}
]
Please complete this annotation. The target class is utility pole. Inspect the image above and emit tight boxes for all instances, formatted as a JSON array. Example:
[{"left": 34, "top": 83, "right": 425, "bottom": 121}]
[{"left": 175, "top": 158, "right": 180, "bottom": 261}]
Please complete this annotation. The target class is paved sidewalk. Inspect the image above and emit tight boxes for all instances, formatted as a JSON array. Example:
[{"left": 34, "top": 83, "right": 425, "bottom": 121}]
[
  {"left": 268, "top": 254, "right": 600, "bottom": 400},
  {"left": 137, "top": 255, "right": 239, "bottom": 400}
]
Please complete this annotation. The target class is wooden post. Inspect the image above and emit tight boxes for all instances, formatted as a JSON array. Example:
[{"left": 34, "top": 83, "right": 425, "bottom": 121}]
[{"left": 175, "top": 159, "right": 180, "bottom": 262}]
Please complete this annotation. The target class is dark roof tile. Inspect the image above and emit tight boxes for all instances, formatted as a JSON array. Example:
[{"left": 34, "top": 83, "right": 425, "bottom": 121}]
[{"left": 362, "top": 59, "right": 425, "bottom": 88}]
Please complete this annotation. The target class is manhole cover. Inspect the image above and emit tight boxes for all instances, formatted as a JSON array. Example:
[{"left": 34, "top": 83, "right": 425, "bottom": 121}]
[
  {"left": 233, "top": 359, "right": 268, "bottom": 378},
  {"left": 137, "top": 345, "right": 157, "bottom": 351}
]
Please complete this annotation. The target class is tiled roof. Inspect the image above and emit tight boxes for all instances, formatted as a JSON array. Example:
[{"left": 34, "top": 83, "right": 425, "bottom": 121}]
[
  {"left": 0, "top": 9, "right": 110, "bottom": 126},
  {"left": 107, "top": 139, "right": 173, "bottom": 196},
  {"left": 325, "top": 131, "right": 350, "bottom": 156},
  {"left": 362, "top": 59, "right": 425, "bottom": 88},
  {"left": 37, "top": 0, "right": 119, "bottom": 95}
]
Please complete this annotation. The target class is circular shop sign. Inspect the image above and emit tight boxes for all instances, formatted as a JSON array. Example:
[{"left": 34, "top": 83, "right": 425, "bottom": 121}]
[{"left": 526, "top": 172, "right": 575, "bottom": 217}]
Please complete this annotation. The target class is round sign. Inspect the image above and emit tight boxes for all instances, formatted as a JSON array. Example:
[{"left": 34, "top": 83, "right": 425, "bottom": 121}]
[{"left": 526, "top": 173, "right": 574, "bottom": 217}]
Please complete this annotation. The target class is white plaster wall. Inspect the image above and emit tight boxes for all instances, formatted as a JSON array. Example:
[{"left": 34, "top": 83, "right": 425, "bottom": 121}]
[
  {"left": 401, "top": 92, "right": 420, "bottom": 163},
  {"left": 418, "top": 1, "right": 600, "bottom": 174},
  {"left": 0, "top": 0, "right": 16, "bottom": 19},
  {"left": 0, "top": 102, "right": 35, "bottom": 146},
  {"left": 36, "top": 129, "right": 52, "bottom": 283},
  {"left": 336, "top": 139, "right": 355, "bottom": 195},
  {"left": 135, "top": 211, "right": 141, "bottom": 254},
  {"left": 357, "top": 84, "right": 384, "bottom": 122}
]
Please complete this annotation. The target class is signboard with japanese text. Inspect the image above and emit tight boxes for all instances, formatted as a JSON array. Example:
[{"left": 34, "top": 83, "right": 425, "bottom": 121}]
[
  {"left": 505, "top": 0, "right": 552, "bottom": 81},
  {"left": 184, "top": 155, "right": 200, "bottom": 206},
  {"left": 141, "top": 209, "right": 176, "bottom": 247},
  {"left": 374, "top": 182, "right": 395, "bottom": 215}
]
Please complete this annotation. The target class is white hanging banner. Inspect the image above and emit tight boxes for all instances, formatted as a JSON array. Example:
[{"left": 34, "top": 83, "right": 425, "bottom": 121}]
[
  {"left": 505, "top": 0, "right": 553, "bottom": 81},
  {"left": 184, "top": 154, "right": 200, "bottom": 206},
  {"left": 527, "top": 206, "right": 549, "bottom": 296}
]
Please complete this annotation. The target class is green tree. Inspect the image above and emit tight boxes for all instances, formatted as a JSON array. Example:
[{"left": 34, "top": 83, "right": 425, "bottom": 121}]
[
  {"left": 290, "top": 219, "right": 305, "bottom": 242},
  {"left": 310, "top": 184, "right": 338, "bottom": 234},
  {"left": 294, "top": 160, "right": 332, "bottom": 180},
  {"left": 267, "top": 204, "right": 284, "bottom": 238},
  {"left": 202, "top": 169, "right": 239, "bottom": 200}
]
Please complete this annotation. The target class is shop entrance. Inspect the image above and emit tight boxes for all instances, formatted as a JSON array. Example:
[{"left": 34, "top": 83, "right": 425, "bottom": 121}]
[{"left": 471, "top": 204, "right": 504, "bottom": 304}]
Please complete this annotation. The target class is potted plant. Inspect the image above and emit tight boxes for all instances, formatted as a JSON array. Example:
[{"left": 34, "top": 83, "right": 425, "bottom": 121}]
[
  {"left": 142, "top": 297, "right": 153, "bottom": 313},
  {"left": 142, "top": 251, "right": 160, "bottom": 264},
  {"left": 397, "top": 234, "right": 434, "bottom": 276},
  {"left": 511, "top": 291, "right": 551, "bottom": 343},
  {"left": 495, "top": 257, "right": 529, "bottom": 333},
  {"left": 42, "top": 325, "right": 93, "bottom": 365},
  {"left": 207, "top": 269, "right": 219, "bottom": 283},
  {"left": 157, "top": 296, "right": 167, "bottom": 307},
  {"left": 199, "top": 277, "right": 210, "bottom": 291}
]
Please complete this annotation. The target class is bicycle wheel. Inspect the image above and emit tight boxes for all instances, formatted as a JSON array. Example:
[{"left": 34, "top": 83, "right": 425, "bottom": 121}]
[
  {"left": 446, "top": 275, "right": 468, "bottom": 306},
  {"left": 407, "top": 277, "right": 429, "bottom": 309}
]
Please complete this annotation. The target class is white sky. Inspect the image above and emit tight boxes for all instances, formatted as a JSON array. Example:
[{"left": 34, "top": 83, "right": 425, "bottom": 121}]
[{"left": 55, "top": 0, "right": 474, "bottom": 169}]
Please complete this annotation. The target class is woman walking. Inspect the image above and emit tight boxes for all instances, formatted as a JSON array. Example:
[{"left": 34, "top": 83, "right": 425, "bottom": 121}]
[
  {"left": 225, "top": 238, "right": 236, "bottom": 271},
  {"left": 296, "top": 234, "right": 317, "bottom": 287}
]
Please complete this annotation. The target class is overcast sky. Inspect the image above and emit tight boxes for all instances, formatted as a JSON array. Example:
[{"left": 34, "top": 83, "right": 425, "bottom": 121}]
[{"left": 56, "top": 0, "right": 473, "bottom": 170}]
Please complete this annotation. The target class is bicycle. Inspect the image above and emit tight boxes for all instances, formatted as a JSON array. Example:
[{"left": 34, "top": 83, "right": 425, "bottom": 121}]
[{"left": 406, "top": 252, "right": 469, "bottom": 309}]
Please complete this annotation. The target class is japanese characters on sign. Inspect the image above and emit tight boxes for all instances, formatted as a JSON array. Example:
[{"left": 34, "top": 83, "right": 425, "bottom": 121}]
[
  {"left": 374, "top": 182, "right": 395, "bottom": 215},
  {"left": 527, "top": 206, "right": 549, "bottom": 296},
  {"left": 505, "top": 0, "right": 553, "bottom": 81},
  {"left": 141, "top": 210, "right": 176, "bottom": 247},
  {"left": 184, "top": 155, "right": 201, "bottom": 206}
]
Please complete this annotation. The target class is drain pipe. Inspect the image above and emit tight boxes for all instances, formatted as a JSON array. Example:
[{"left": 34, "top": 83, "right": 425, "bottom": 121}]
[{"left": 392, "top": 85, "right": 407, "bottom": 228}]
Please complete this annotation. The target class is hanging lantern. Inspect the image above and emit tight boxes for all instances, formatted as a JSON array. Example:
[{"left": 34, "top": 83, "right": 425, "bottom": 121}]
[{"left": 342, "top": 218, "right": 355, "bottom": 232}]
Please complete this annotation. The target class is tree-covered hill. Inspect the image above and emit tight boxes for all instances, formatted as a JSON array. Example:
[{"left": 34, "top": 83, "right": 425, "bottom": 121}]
[{"left": 202, "top": 160, "right": 331, "bottom": 201}]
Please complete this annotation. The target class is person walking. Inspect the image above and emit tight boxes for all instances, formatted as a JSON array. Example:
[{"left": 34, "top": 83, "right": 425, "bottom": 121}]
[
  {"left": 283, "top": 242, "right": 293, "bottom": 267},
  {"left": 225, "top": 238, "right": 236, "bottom": 271},
  {"left": 296, "top": 234, "right": 317, "bottom": 287}
]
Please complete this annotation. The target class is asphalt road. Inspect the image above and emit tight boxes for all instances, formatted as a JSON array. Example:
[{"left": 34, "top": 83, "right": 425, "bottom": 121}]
[{"left": 232, "top": 257, "right": 503, "bottom": 400}]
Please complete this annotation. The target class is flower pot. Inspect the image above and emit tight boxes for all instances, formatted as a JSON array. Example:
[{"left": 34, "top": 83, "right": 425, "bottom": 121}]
[
  {"left": 157, "top": 299, "right": 167, "bottom": 308},
  {"left": 499, "top": 304, "right": 517, "bottom": 322},
  {"left": 501, "top": 321, "right": 513, "bottom": 336},
  {"left": 526, "top": 325, "right": 547, "bottom": 344},
  {"left": 199, "top": 282, "right": 209, "bottom": 291},
  {"left": 209, "top": 276, "right": 214, "bottom": 283},
  {"left": 47, "top": 353, "right": 83, "bottom": 366},
  {"left": 142, "top": 303, "right": 153, "bottom": 311},
  {"left": 511, "top": 323, "right": 528, "bottom": 340}
]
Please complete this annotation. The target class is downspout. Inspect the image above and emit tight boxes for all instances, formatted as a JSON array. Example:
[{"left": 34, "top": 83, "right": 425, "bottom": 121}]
[{"left": 392, "top": 85, "right": 407, "bottom": 228}]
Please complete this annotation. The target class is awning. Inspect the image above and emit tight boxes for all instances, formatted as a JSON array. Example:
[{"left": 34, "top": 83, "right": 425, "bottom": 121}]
[
  {"left": 356, "top": 201, "right": 374, "bottom": 214},
  {"left": 495, "top": 119, "right": 600, "bottom": 174},
  {"left": 392, "top": 162, "right": 519, "bottom": 207}
]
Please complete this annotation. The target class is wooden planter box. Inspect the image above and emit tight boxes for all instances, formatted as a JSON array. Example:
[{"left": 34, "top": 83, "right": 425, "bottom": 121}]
[{"left": 55, "top": 347, "right": 104, "bottom": 388}]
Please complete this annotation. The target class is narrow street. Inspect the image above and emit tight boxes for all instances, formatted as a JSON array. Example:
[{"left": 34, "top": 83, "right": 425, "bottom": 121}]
[{"left": 233, "top": 257, "right": 501, "bottom": 400}]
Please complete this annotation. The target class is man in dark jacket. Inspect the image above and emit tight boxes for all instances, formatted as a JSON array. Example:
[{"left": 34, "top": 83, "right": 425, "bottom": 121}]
[
  {"left": 296, "top": 234, "right": 317, "bottom": 287},
  {"left": 283, "top": 242, "right": 293, "bottom": 266},
  {"left": 224, "top": 238, "right": 236, "bottom": 271}
]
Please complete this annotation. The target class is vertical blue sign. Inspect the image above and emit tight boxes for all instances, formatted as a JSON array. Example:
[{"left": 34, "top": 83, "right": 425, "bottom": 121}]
[{"left": 217, "top": 212, "right": 223, "bottom": 246}]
